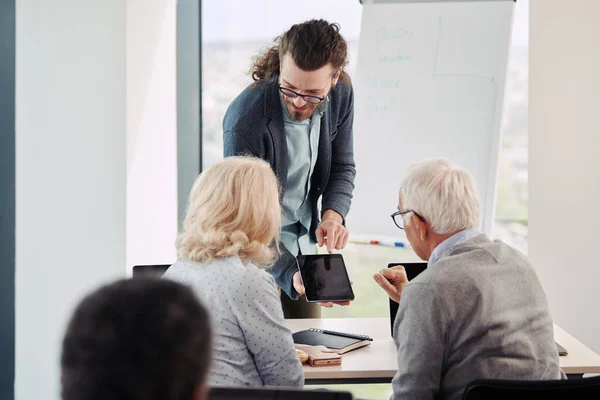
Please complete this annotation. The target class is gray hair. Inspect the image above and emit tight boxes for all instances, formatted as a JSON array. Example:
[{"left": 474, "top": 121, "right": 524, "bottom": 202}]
[{"left": 399, "top": 158, "right": 480, "bottom": 234}]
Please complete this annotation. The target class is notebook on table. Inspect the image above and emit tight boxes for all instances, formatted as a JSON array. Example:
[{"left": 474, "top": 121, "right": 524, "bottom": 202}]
[{"left": 292, "top": 328, "right": 372, "bottom": 354}]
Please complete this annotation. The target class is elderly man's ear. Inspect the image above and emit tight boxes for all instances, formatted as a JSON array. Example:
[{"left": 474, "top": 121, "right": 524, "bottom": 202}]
[{"left": 412, "top": 214, "right": 428, "bottom": 242}]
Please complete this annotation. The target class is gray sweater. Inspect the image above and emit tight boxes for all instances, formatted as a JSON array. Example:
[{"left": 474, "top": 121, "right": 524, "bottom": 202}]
[
  {"left": 163, "top": 257, "right": 304, "bottom": 387},
  {"left": 392, "top": 234, "right": 563, "bottom": 400}
]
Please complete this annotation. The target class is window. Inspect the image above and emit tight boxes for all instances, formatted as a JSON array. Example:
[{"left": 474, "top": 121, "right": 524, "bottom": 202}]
[{"left": 492, "top": 0, "right": 529, "bottom": 255}]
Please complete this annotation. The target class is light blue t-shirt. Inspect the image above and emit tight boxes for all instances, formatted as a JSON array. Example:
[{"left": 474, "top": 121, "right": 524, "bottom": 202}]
[
  {"left": 163, "top": 257, "right": 304, "bottom": 387},
  {"left": 279, "top": 97, "right": 327, "bottom": 256}
]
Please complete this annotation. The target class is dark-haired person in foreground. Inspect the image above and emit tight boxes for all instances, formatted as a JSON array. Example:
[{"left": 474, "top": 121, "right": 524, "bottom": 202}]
[
  {"left": 61, "top": 279, "right": 212, "bottom": 400},
  {"left": 223, "top": 19, "right": 356, "bottom": 318}
]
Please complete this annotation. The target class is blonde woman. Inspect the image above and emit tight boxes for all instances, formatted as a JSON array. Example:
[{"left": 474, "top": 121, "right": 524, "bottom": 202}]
[{"left": 163, "top": 156, "right": 304, "bottom": 388}]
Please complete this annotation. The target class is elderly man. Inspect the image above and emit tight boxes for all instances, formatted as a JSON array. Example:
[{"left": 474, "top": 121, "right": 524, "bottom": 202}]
[{"left": 374, "top": 158, "right": 563, "bottom": 400}]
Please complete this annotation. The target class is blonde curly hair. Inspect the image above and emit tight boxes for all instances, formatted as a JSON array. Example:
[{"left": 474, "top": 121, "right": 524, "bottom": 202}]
[{"left": 176, "top": 156, "right": 281, "bottom": 266}]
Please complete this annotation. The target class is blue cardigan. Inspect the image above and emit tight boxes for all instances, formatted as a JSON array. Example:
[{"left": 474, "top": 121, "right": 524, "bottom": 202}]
[{"left": 223, "top": 77, "right": 356, "bottom": 298}]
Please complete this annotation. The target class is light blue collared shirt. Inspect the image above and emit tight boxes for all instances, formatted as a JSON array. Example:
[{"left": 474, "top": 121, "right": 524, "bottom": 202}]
[
  {"left": 279, "top": 96, "right": 328, "bottom": 256},
  {"left": 428, "top": 227, "right": 483, "bottom": 267}
]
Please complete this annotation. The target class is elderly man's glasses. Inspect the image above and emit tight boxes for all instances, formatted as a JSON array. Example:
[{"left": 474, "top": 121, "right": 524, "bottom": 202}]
[
  {"left": 278, "top": 85, "right": 326, "bottom": 105},
  {"left": 390, "top": 210, "right": 426, "bottom": 230}
]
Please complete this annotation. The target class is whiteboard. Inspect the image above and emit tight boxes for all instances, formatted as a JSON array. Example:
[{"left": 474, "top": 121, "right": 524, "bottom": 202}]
[{"left": 347, "top": 0, "right": 514, "bottom": 239}]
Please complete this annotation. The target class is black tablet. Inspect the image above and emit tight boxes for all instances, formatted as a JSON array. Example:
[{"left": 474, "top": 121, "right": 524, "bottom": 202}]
[
  {"left": 297, "top": 254, "right": 354, "bottom": 302},
  {"left": 388, "top": 262, "right": 428, "bottom": 336}
]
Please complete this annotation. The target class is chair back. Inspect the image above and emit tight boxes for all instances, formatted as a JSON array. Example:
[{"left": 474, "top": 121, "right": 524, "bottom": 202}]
[
  {"left": 463, "top": 376, "right": 600, "bottom": 400},
  {"left": 209, "top": 387, "right": 354, "bottom": 400},
  {"left": 132, "top": 264, "right": 171, "bottom": 279}
]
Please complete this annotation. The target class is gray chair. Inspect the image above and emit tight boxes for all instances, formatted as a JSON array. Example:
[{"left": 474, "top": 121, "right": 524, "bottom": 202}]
[
  {"left": 209, "top": 387, "right": 354, "bottom": 400},
  {"left": 462, "top": 375, "right": 600, "bottom": 400}
]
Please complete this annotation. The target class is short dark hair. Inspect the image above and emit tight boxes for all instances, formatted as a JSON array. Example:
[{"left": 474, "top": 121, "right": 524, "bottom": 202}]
[
  {"left": 251, "top": 19, "right": 350, "bottom": 84},
  {"left": 61, "top": 278, "right": 211, "bottom": 400}
]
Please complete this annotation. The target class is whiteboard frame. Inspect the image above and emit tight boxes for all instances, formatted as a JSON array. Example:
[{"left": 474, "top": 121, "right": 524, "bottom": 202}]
[{"left": 360, "top": 0, "right": 515, "bottom": 4}]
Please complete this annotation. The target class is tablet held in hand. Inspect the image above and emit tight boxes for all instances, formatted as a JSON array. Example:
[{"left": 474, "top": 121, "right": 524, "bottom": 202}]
[{"left": 297, "top": 254, "right": 354, "bottom": 302}]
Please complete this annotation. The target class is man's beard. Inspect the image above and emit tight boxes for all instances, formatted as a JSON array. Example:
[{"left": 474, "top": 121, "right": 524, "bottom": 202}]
[{"left": 284, "top": 97, "right": 319, "bottom": 121}]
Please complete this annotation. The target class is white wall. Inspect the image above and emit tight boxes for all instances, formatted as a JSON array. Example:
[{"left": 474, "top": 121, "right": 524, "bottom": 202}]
[
  {"left": 529, "top": 0, "right": 600, "bottom": 354},
  {"left": 15, "top": 1, "right": 126, "bottom": 399},
  {"left": 126, "top": 0, "right": 178, "bottom": 272}
]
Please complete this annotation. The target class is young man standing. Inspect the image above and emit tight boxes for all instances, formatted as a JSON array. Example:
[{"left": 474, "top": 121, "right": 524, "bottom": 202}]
[{"left": 223, "top": 19, "right": 356, "bottom": 317}]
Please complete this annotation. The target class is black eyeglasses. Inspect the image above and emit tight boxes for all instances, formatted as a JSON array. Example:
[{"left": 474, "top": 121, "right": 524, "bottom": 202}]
[
  {"left": 278, "top": 85, "right": 326, "bottom": 105},
  {"left": 390, "top": 210, "right": 426, "bottom": 230}
]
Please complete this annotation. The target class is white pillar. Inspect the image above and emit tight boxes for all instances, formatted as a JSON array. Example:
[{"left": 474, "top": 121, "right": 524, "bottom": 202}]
[
  {"left": 126, "top": 0, "right": 178, "bottom": 272},
  {"left": 529, "top": 0, "right": 600, "bottom": 353},
  {"left": 15, "top": 1, "right": 126, "bottom": 398}
]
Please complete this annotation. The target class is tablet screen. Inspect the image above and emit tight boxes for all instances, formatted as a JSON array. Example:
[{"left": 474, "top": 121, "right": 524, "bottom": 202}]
[{"left": 298, "top": 254, "right": 354, "bottom": 302}]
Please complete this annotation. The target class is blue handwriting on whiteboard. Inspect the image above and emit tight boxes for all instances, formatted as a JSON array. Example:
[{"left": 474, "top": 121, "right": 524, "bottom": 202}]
[
  {"left": 376, "top": 28, "right": 414, "bottom": 42},
  {"left": 368, "top": 76, "right": 403, "bottom": 90},
  {"left": 380, "top": 54, "right": 411, "bottom": 63}
]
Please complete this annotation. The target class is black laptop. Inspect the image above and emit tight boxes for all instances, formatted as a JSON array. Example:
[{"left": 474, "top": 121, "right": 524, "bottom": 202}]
[
  {"left": 387, "top": 262, "right": 428, "bottom": 336},
  {"left": 132, "top": 264, "right": 171, "bottom": 279}
]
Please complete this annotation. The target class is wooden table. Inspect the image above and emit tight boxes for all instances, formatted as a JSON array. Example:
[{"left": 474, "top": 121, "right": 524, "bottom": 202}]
[{"left": 286, "top": 317, "right": 600, "bottom": 384}]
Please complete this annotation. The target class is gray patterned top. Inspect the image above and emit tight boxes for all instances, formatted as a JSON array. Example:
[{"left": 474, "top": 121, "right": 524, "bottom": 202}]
[{"left": 163, "top": 256, "right": 304, "bottom": 387}]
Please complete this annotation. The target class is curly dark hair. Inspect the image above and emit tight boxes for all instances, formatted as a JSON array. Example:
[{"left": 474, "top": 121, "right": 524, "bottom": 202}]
[
  {"left": 250, "top": 19, "right": 350, "bottom": 84},
  {"left": 61, "top": 278, "right": 212, "bottom": 400}
]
